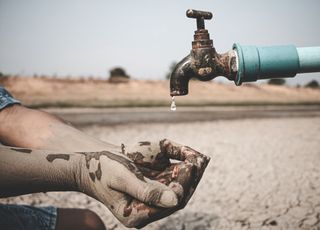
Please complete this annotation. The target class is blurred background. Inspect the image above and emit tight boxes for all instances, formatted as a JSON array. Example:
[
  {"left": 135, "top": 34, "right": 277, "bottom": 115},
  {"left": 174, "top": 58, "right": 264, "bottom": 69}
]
[
  {"left": 0, "top": 0, "right": 320, "bottom": 108},
  {"left": 1, "top": 1, "right": 320, "bottom": 229},
  {"left": 0, "top": 0, "right": 320, "bottom": 83}
]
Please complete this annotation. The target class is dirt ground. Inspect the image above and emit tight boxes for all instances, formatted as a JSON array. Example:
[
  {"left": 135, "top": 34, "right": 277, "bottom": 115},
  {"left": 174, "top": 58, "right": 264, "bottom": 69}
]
[
  {"left": 1, "top": 77, "right": 320, "bottom": 107},
  {"left": 2, "top": 116, "right": 320, "bottom": 230}
]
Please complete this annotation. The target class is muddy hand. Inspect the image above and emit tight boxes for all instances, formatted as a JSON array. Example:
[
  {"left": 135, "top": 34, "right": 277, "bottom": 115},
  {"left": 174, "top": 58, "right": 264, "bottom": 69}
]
[
  {"left": 121, "top": 139, "right": 210, "bottom": 228},
  {"left": 77, "top": 150, "right": 179, "bottom": 228}
]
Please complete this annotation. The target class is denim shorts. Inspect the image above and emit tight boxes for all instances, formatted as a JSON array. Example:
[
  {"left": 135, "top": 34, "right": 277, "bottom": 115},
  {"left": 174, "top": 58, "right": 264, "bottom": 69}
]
[
  {"left": 0, "top": 86, "right": 21, "bottom": 110},
  {"left": 0, "top": 86, "right": 58, "bottom": 230},
  {"left": 0, "top": 204, "right": 57, "bottom": 230}
]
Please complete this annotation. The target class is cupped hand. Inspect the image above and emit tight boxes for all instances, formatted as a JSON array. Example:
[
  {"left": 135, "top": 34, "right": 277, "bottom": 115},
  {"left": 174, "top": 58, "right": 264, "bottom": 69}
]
[
  {"left": 122, "top": 139, "right": 210, "bottom": 228},
  {"left": 78, "top": 139, "right": 210, "bottom": 228}
]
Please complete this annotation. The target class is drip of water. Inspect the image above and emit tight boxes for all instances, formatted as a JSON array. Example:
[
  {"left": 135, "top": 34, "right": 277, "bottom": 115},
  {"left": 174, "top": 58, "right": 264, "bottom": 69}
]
[{"left": 170, "top": 96, "right": 177, "bottom": 111}]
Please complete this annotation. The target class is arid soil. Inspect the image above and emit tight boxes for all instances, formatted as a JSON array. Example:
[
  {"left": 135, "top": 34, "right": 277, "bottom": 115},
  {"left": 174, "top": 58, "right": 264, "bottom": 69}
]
[
  {"left": 1, "top": 77, "right": 320, "bottom": 229},
  {"left": 1, "top": 77, "right": 320, "bottom": 107},
  {"left": 2, "top": 117, "right": 320, "bottom": 230}
]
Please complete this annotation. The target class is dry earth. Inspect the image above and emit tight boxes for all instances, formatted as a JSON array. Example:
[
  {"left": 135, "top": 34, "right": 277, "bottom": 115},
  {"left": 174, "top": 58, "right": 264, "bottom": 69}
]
[
  {"left": 1, "top": 77, "right": 320, "bottom": 107},
  {"left": 2, "top": 117, "right": 320, "bottom": 230}
]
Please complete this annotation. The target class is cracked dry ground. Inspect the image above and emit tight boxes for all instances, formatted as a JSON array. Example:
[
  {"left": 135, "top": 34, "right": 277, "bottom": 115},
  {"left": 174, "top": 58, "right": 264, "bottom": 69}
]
[{"left": 2, "top": 117, "right": 320, "bottom": 230}]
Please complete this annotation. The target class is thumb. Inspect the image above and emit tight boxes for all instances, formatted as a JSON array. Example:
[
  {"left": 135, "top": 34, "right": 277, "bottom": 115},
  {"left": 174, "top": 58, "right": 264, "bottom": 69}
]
[
  {"left": 110, "top": 175, "right": 178, "bottom": 208},
  {"left": 139, "top": 179, "right": 178, "bottom": 208}
]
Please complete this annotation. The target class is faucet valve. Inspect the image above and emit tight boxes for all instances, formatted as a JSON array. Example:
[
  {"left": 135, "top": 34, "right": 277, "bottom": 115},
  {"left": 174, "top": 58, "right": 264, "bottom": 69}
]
[
  {"left": 186, "top": 9, "right": 213, "bottom": 30},
  {"left": 186, "top": 9, "right": 213, "bottom": 50}
]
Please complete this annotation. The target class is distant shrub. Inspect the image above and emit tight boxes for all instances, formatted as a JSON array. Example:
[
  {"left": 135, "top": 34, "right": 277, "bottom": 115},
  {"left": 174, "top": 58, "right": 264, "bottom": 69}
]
[
  {"left": 110, "top": 67, "right": 129, "bottom": 78},
  {"left": 267, "top": 78, "right": 286, "bottom": 85},
  {"left": 109, "top": 67, "right": 130, "bottom": 83},
  {"left": 305, "top": 80, "right": 319, "bottom": 88}
]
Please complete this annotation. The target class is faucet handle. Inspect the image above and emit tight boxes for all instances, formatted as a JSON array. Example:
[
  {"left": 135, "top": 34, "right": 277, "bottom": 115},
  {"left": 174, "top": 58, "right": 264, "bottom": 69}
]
[{"left": 186, "top": 9, "right": 213, "bottom": 30}]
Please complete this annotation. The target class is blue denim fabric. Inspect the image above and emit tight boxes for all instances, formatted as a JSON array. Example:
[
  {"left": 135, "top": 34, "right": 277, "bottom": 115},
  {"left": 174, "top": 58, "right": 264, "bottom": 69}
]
[
  {"left": 0, "top": 204, "right": 57, "bottom": 230},
  {"left": 0, "top": 86, "right": 21, "bottom": 110}
]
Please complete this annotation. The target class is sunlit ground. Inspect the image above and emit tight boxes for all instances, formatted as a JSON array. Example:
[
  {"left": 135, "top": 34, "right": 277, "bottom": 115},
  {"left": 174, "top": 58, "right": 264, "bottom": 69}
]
[{"left": 2, "top": 117, "right": 320, "bottom": 229}]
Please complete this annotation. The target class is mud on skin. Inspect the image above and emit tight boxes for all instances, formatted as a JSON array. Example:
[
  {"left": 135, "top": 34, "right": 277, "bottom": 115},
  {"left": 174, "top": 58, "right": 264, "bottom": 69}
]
[
  {"left": 120, "top": 139, "right": 210, "bottom": 228},
  {"left": 125, "top": 174, "right": 199, "bottom": 228},
  {"left": 56, "top": 140, "right": 209, "bottom": 227},
  {"left": 139, "top": 141, "right": 151, "bottom": 146},
  {"left": 44, "top": 150, "right": 145, "bottom": 183},
  {"left": 77, "top": 151, "right": 145, "bottom": 182},
  {"left": 46, "top": 154, "right": 70, "bottom": 162},
  {"left": 125, "top": 140, "right": 177, "bottom": 171},
  {"left": 41, "top": 140, "right": 210, "bottom": 228},
  {"left": 10, "top": 147, "right": 32, "bottom": 154}
]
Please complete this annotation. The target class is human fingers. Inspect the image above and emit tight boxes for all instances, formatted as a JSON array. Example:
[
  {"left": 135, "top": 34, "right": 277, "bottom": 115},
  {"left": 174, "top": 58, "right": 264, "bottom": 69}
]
[
  {"left": 103, "top": 189, "right": 153, "bottom": 228},
  {"left": 114, "top": 162, "right": 201, "bottom": 228},
  {"left": 107, "top": 163, "right": 178, "bottom": 208},
  {"left": 131, "top": 163, "right": 196, "bottom": 228},
  {"left": 122, "top": 141, "right": 170, "bottom": 171},
  {"left": 159, "top": 139, "right": 210, "bottom": 168}
]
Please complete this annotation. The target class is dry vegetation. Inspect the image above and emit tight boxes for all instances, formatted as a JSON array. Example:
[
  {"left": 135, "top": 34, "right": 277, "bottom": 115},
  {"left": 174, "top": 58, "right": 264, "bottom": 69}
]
[{"left": 1, "top": 76, "right": 320, "bottom": 108}]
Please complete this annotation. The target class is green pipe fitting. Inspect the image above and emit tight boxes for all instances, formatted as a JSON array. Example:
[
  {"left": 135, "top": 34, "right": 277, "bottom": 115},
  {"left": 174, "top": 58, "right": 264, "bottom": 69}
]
[{"left": 233, "top": 43, "right": 320, "bottom": 85}]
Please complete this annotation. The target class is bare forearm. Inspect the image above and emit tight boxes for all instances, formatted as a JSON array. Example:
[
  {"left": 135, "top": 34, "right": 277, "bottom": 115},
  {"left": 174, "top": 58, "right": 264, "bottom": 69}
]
[{"left": 0, "top": 105, "right": 117, "bottom": 152}]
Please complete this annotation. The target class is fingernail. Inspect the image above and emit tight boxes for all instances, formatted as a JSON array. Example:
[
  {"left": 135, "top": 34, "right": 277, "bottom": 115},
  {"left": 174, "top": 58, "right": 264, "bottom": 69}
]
[{"left": 159, "top": 190, "right": 178, "bottom": 207}]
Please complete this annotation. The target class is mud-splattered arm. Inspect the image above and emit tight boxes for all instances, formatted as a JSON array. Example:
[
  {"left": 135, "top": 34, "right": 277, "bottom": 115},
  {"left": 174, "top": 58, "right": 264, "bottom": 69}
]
[
  {"left": 0, "top": 146, "right": 80, "bottom": 197},
  {"left": 0, "top": 145, "right": 179, "bottom": 228}
]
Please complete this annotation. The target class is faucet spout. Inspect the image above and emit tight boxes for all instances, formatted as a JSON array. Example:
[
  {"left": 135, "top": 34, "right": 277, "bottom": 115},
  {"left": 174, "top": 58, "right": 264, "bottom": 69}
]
[
  {"left": 170, "top": 49, "right": 237, "bottom": 96},
  {"left": 170, "top": 55, "right": 193, "bottom": 96}
]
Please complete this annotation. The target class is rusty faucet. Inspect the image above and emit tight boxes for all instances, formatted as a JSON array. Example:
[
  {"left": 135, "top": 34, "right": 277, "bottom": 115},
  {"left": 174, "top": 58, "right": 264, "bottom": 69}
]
[
  {"left": 170, "top": 9, "right": 320, "bottom": 96},
  {"left": 170, "top": 9, "right": 237, "bottom": 96}
]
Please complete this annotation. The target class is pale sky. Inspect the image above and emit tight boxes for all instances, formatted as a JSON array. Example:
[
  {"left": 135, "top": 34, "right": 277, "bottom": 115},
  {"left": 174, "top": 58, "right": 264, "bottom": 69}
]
[{"left": 0, "top": 0, "right": 319, "bottom": 85}]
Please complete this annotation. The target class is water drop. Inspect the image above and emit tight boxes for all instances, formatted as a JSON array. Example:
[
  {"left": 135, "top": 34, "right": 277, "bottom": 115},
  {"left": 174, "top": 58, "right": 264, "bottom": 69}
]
[{"left": 170, "top": 96, "right": 177, "bottom": 111}]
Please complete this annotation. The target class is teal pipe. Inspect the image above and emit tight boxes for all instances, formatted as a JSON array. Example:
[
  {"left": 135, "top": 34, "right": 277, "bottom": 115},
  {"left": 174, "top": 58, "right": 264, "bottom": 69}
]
[
  {"left": 233, "top": 44, "right": 320, "bottom": 85},
  {"left": 297, "top": 47, "right": 320, "bottom": 73}
]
